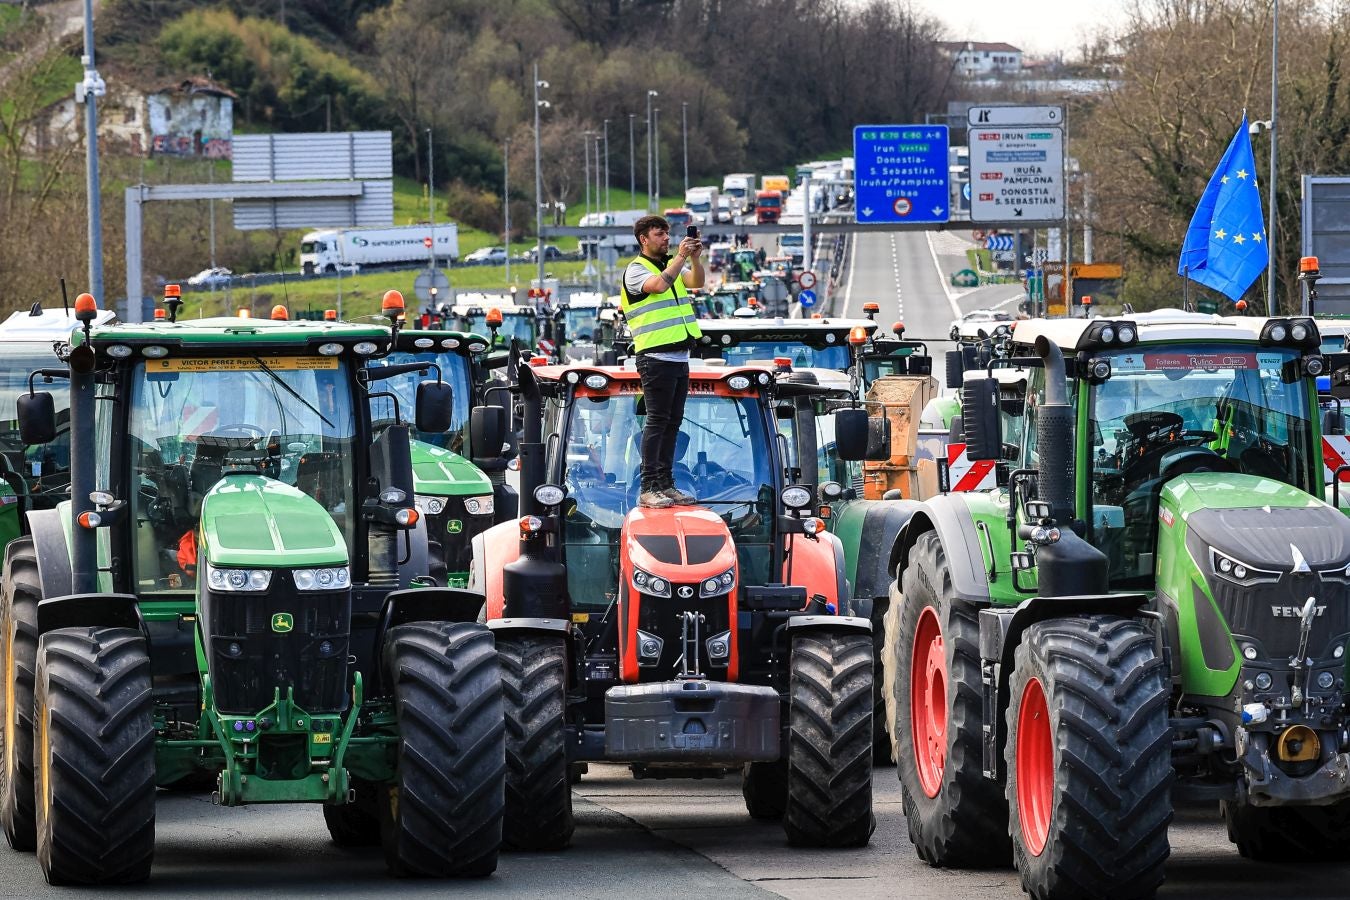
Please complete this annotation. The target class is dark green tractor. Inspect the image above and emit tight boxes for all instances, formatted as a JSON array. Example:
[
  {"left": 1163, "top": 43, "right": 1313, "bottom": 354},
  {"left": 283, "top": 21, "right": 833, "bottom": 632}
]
[{"left": 0, "top": 292, "right": 504, "bottom": 884}]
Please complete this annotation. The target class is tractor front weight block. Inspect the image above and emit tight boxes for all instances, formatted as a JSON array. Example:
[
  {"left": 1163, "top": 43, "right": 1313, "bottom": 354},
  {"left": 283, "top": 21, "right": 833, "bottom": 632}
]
[{"left": 605, "top": 680, "right": 780, "bottom": 763}]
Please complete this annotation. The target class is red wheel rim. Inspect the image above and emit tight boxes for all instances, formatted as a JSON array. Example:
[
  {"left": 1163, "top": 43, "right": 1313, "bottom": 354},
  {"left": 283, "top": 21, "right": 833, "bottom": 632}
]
[
  {"left": 909, "top": 606, "right": 947, "bottom": 798},
  {"left": 1016, "top": 676, "right": 1053, "bottom": 856}
]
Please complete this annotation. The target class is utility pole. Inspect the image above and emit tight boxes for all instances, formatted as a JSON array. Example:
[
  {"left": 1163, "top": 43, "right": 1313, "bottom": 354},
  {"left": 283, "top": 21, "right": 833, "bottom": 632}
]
[
  {"left": 646, "top": 90, "right": 658, "bottom": 211},
  {"left": 504, "top": 137, "right": 511, "bottom": 284},
  {"left": 654, "top": 107, "right": 661, "bottom": 208},
  {"left": 77, "top": 0, "right": 105, "bottom": 307},
  {"left": 426, "top": 127, "right": 435, "bottom": 273},
  {"left": 603, "top": 118, "right": 610, "bottom": 213},
  {"left": 682, "top": 101, "right": 688, "bottom": 194},
  {"left": 1267, "top": 0, "right": 1280, "bottom": 316},
  {"left": 534, "top": 64, "right": 550, "bottom": 294},
  {"left": 628, "top": 114, "right": 636, "bottom": 203}
]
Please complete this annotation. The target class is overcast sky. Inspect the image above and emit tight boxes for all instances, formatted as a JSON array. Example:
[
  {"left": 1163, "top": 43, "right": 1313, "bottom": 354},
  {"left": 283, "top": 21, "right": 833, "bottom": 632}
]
[{"left": 911, "top": 0, "right": 1131, "bottom": 57}]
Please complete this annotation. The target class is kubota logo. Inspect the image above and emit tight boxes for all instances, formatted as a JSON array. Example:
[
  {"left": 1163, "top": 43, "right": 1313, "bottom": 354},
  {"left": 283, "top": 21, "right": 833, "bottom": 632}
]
[
  {"left": 272, "top": 613, "right": 294, "bottom": 633},
  {"left": 677, "top": 585, "right": 694, "bottom": 599}
]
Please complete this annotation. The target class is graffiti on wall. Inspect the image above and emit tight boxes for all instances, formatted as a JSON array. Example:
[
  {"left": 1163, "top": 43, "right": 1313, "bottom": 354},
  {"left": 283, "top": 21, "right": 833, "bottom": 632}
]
[
  {"left": 202, "top": 137, "right": 232, "bottom": 159},
  {"left": 151, "top": 134, "right": 232, "bottom": 158}
]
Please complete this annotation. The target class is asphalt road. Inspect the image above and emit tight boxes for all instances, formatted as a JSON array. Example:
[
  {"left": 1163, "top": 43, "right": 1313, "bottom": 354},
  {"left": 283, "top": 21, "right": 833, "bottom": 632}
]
[
  {"left": 835, "top": 229, "right": 1024, "bottom": 362},
  {"left": 0, "top": 763, "right": 1346, "bottom": 896}
]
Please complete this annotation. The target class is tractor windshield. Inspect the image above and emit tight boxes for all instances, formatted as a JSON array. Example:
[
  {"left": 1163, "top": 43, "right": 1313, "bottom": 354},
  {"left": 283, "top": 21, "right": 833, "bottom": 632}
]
[
  {"left": 562, "top": 308, "right": 601, "bottom": 343},
  {"left": 368, "top": 349, "right": 473, "bottom": 451},
  {"left": 127, "top": 357, "right": 358, "bottom": 593},
  {"left": 456, "top": 313, "right": 536, "bottom": 348},
  {"left": 558, "top": 390, "right": 777, "bottom": 608},
  {"left": 720, "top": 341, "right": 850, "bottom": 371},
  {"left": 0, "top": 343, "right": 71, "bottom": 495},
  {"left": 1087, "top": 344, "right": 1317, "bottom": 586}
]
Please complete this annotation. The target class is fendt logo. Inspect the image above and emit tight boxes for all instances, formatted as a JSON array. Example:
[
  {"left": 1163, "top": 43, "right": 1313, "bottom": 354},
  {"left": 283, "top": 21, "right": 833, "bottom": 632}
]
[
  {"left": 677, "top": 586, "right": 694, "bottom": 599},
  {"left": 1272, "top": 605, "right": 1325, "bottom": 617}
]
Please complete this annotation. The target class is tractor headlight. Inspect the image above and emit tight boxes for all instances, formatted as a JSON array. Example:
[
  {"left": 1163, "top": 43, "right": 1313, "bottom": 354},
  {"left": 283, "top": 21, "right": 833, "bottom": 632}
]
[
  {"left": 636, "top": 630, "right": 663, "bottom": 665},
  {"left": 1210, "top": 548, "right": 1277, "bottom": 584},
  {"left": 699, "top": 568, "right": 736, "bottom": 598},
  {"left": 464, "top": 495, "right": 495, "bottom": 516},
  {"left": 415, "top": 495, "right": 447, "bottom": 516},
  {"left": 780, "top": 485, "right": 813, "bottom": 510},
  {"left": 293, "top": 566, "right": 351, "bottom": 591},
  {"left": 206, "top": 564, "right": 272, "bottom": 592},
  {"left": 705, "top": 629, "right": 731, "bottom": 665},
  {"left": 633, "top": 568, "right": 670, "bottom": 598}
]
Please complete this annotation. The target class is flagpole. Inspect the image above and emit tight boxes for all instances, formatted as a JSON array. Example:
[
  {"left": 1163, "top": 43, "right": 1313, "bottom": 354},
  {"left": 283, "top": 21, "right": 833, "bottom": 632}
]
[
  {"left": 1183, "top": 266, "right": 1190, "bottom": 312},
  {"left": 1266, "top": 0, "right": 1279, "bottom": 316}
]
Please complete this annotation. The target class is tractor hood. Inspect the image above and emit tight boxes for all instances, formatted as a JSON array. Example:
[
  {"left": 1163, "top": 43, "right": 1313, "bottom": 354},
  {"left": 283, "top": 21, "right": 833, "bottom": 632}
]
[
  {"left": 623, "top": 506, "right": 738, "bottom": 582},
  {"left": 199, "top": 474, "right": 347, "bottom": 568},
  {"left": 1163, "top": 474, "right": 1350, "bottom": 571},
  {"left": 410, "top": 440, "right": 492, "bottom": 496}
]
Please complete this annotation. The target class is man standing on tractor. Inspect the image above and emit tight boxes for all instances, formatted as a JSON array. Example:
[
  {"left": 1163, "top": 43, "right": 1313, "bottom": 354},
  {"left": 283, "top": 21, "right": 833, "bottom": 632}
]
[{"left": 622, "top": 214, "right": 705, "bottom": 508}]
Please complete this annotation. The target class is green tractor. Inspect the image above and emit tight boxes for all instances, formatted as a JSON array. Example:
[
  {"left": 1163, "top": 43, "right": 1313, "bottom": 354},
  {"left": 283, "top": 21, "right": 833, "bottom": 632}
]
[
  {"left": 0, "top": 292, "right": 505, "bottom": 884},
  {"left": 888, "top": 310, "right": 1350, "bottom": 897},
  {"left": 371, "top": 327, "right": 516, "bottom": 586}
]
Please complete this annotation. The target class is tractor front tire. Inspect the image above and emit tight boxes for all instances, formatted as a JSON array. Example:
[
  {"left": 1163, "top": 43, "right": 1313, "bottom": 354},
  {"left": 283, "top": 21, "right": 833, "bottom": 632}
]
[
  {"left": 0, "top": 538, "right": 40, "bottom": 851},
  {"left": 324, "top": 779, "right": 381, "bottom": 847},
  {"left": 497, "top": 634, "right": 574, "bottom": 850},
  {"left": 1005, "top": 615, "right": 1172, "bottom": 899},
  {"left": 784, "top": 629, "right": 874, "bottom": 847},
  {"left": 894, "top": 530, "right": 1010, "bottom": 867},
  {"left": 870, "top": 595, "right": 893, "bottom": 764},
  {"left": 1223, "top": 800, "right": 1350, "bottom": 862},
  {"left": 380, "top": 622, "right": 505, "bottom": 877},
  {"left": 34, "top": 627, "right": 156, "bottom": 885},
  {"left": 742, "top": 760, "right": 788, "bottom": 820}
]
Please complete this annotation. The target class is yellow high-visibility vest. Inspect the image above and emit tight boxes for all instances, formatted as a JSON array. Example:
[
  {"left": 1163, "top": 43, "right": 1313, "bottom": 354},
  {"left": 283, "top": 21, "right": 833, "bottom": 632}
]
[{"left": 622, "top": 256, "right": 703, "bottom": 353}]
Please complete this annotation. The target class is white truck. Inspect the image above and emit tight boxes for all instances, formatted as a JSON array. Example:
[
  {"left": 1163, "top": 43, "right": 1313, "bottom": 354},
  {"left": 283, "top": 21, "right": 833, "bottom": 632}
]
[
  {"left": 298, "top": 223, "right": 459, "bottom": 274},
  {"left": 684, "top": 186, "right": 720, "bottom": 226},
  {"left": 721, "top": 173, "right": 755, "bottom": 213},
  {"left": 577, "top": 208, "right": 644, "bottom": 259}
]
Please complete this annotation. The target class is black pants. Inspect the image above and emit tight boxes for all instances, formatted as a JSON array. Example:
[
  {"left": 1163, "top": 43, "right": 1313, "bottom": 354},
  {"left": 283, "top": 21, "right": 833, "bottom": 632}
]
[{"left": 635, "top": 354, "right": 688, "bottom": 491}]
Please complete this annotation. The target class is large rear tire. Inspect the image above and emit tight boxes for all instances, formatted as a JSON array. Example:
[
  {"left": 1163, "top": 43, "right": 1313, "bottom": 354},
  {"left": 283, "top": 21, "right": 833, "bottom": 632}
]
[
  {"left": 34, "top": 627, "right": 156, "bottom": 885},
  {"left": 783, "top": 630, "right": 874, "bottom": 847},
  {"left": 324, "top": 779, "right": 381, "bottom": 847},
  {"left": 380, "top": 622, "right": 505, "bottom": 877},
  {"left": 1005, "top": 615, "right": 1171, "bottom": 899},
  {"left": 894, "top": 530, "right": 1010, "bottom": 867},
  {"left": 869, "top": 596, "right": 893, "bottom": 764},
  {"left": 497, "top": 634, "right": 574, "bottom": 850},
  {"left": 1223, "top": 800, "right": 1350, "bottom": 862},
  {"left": 0, "top": 538, "right": 39, "bottom": 851},
  {"left": 742, "top": 760, "right": 787, "bottom": 820}
]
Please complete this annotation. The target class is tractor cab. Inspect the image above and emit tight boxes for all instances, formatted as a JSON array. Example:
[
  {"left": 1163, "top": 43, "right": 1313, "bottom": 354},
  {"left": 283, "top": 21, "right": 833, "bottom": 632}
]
[
  {"left": 368, "top": 327, "right": 513, "bottom": 585},
  {"left": 450, "top": 298, "right": 542, "bottom": 356},
  {"left": 548, "top": 293, "right": 616, "bottom": 362},
  {"left": 693, "top": 316, "right": 878, "bottom": 372},
  {"left": 1, "top": 294, "right": 505, "bottom": 882},
  {"left": 473, "top": 357, "right": 885, "bottom": 849}
]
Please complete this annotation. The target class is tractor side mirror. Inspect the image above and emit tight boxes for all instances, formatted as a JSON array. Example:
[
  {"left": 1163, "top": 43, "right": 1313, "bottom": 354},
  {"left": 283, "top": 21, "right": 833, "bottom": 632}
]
[
  {"left": 866, "top": 414, "right": 892, "bottom": 460},
  {"left": 17, "top": 392, "right": 56, "bottom": 445},
  {"left": 415, "top": 381, "right": 454, "bottom": 433},
  {"left": 945, "top": 350, "right": 965, "bottom": 389},
  {"left": 962, "top": 377, "right": 1002, "bottom": 461},
  {"left": 834, "top": 408, "right": 870, "bottom": 461},
  {"left": 470, "top": 404, "right": 507, "bottom": 463}
]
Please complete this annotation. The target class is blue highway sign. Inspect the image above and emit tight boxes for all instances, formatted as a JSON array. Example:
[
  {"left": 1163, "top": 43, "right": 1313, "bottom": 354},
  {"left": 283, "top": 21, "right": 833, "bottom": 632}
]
[
  {"left": 798, "top": 289, "right": 817, "bottom": 308},
  {"left": 854, "top": 125, "right": 950, "bottom": 224}
]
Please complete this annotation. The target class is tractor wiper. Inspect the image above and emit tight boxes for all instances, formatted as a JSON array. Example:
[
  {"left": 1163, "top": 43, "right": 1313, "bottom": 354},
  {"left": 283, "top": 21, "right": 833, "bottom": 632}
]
[{"left": 251, "top": 355, "right": 334, "bottom": 429}]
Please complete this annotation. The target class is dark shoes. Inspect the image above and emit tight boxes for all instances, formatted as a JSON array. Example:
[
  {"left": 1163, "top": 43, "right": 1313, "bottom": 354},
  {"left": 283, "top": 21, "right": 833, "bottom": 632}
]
[
  {"left": 663, "top": 486, "right": 697, "bottom": 505},
  {"left": 638, "top": 490, "right": 674, "bottom": 509}
]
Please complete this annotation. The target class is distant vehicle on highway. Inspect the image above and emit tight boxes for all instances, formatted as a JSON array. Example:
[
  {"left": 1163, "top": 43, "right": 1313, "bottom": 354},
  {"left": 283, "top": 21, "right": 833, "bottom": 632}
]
[
  {"left": 299, "top": 223, "right": 459, "bottom": 274},
  {"left": 463, "top": 246, "right": 508, "bottom": 264},
  {"left": 524, "top": 244, "right": 566, "bottom": 262},
  {"left": 722, "top": 173, "right": 756, "bottom": 213},
  {"left": 714, "top": 197, "right": 734, "bottom": 224},
  {"left": 664, "top": 207, "right": 694, "bottom": 232},
  {"left": 684, "top": 186, "right": 720, "bottom": 226},
  {"left": 186, "top": 266, "right": 232, "bottom": 287},
  {"left": 755, "top": 190, "right": 782, "bottom": 224}
]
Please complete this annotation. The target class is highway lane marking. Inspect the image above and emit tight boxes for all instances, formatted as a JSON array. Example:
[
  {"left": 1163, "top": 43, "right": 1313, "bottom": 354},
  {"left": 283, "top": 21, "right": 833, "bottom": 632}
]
[
  {"left": 924, "top": 231, "right": 962, "bottom": 319},
  {"left": 841, "top": 232, "right": 859, "bottom": 314}
]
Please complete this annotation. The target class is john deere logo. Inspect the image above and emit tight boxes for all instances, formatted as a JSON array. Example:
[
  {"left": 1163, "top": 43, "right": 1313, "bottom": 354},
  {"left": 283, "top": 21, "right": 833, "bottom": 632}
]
[
  {"left": 446, "top": 519, "right": 463, "bottom": 534},
  {"left": 272, "top": 613, "right": 294, "bottom": 633}
]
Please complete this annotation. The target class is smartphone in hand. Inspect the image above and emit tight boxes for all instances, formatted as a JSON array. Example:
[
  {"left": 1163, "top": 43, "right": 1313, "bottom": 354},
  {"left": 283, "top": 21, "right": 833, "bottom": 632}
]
[{"left": 686, "top": 225, "right": 699, "bottom": 238}]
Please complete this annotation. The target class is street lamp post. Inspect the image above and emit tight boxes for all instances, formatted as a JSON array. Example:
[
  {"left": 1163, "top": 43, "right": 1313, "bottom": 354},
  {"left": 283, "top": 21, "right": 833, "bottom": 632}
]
[
  {"left": 503, "top": 137, "right": 511, "bottom": 284},
  {"left": 78, "top": 0, "right": 105, "bottom": 307},
  {"left": 628, "top": 114, "right": 636, "bottom": 203},
  {"left": 426, "top": 127, "right": 435, "bottom": 273},
  {"left": 654, "top": 107, "right": 661, "bottom": 209},
  {"left": 1267, "top": 0, "right": 1280, "bottom": 316},
  {"left": 603, "top": 118, "right": 610, "bottom": 214},
  {"left": 534, "top": 64, "right": 550, "bottom": 297},
  {"left": 646, "top": 90, "right": 658, "bottom": 211},
  {"left": 682, "top": 101, "right": 688, "bottom": 194}
]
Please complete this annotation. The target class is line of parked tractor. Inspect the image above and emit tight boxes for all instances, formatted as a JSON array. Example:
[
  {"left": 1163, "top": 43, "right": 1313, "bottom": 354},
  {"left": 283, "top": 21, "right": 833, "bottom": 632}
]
[{"left": 0, "top": 257, "right": 1346, "bottom": 899}]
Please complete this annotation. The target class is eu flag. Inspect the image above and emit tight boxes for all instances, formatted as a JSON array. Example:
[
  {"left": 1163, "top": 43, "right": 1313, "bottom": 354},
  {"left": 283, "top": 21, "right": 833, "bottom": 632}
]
[{"left": 1177, "top": 115, "right": 1269, "bottom": 301}]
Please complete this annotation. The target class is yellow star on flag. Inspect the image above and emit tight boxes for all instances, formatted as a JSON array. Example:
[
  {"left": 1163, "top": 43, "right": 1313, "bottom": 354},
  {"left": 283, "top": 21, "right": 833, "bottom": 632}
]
[
  {"left": 1233, "top": 233, "right": 1245, "bottom": 245},
  {"left": 1214, "top": 228, "right": 1227, "bottom": 240},
  {"left": 1252, "top": 233, "right": 1263, "bottom": 243},
  {"left": 1236, "top": 169, "right": 1248, "bottom": 179}
]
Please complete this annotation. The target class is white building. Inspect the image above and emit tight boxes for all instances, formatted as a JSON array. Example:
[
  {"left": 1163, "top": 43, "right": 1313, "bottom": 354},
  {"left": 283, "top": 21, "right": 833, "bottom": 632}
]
[{"left": 938, "top": 42, "right": 1024, "bottom": 77}]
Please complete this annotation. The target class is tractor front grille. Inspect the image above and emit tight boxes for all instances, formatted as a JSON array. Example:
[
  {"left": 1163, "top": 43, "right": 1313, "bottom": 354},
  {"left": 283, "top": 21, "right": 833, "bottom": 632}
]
[
  {"left": 1207, "top": 572, "right": 1350, "bottom": 660},
  {"left": 425, "top": 495, "right": 494, "bottom": 586},
  {"left": 200, "top": 573, "right": 351, "bottom": 714}
]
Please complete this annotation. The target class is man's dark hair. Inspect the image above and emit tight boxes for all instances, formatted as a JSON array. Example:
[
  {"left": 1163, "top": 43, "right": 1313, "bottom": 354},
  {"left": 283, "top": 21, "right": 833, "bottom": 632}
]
[{"left": 634, "top": 215, "right": 669, "bottom": 241}]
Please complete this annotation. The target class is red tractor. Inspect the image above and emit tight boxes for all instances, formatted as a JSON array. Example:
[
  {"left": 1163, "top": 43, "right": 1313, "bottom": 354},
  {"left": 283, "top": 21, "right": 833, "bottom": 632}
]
[{"left": 469, "top": 358, "right": 883, "bottom": 849}]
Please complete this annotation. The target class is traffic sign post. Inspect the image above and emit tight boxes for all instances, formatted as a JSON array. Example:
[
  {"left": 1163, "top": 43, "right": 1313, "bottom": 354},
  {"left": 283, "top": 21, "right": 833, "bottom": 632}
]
[
  {"left": 413, "top": 269, "right": 450, "bottom": 304},
  {"left": 853, "top": 125, "right": 950, "bottom": 225},
  {"left": 797, "top": 270, "right": 817, "bottom": 290},
  {"left": 967, "top": 105, "right": 1065, "bottom": 226}
]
